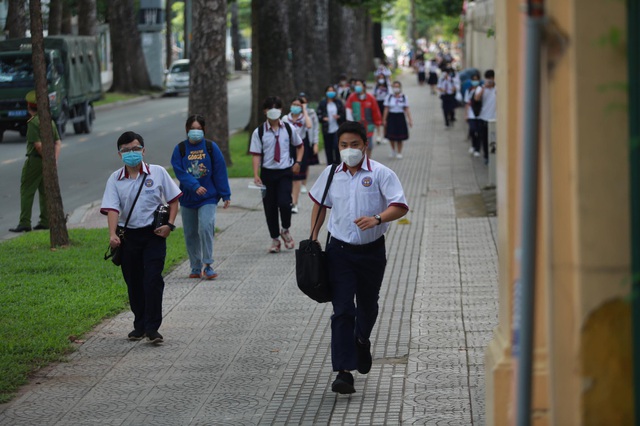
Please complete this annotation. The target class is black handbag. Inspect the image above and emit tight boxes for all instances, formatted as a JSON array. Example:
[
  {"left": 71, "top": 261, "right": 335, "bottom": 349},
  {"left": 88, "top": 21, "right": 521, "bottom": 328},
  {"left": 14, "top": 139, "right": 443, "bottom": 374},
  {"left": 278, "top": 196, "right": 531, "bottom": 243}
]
[
  {"left": 104, "top": 173, "right": 147, "bottom": 266},
  {"left": 295, "top": 164, "right": 338, "bottom": 303}
]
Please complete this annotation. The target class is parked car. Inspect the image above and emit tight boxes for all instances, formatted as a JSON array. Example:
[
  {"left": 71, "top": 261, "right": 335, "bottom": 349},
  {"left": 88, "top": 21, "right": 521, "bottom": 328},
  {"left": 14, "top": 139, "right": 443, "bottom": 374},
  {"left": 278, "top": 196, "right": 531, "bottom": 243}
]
[{"left": 164, "top": 59, "right": 189, "bottom": 96}]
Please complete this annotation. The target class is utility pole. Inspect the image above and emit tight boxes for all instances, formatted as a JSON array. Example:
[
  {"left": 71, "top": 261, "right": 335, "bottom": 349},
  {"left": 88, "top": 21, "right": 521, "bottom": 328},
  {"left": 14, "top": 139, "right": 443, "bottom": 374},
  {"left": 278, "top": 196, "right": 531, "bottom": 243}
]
[{"left": 184, "top": 0, "right": 192, "bottom": 59}]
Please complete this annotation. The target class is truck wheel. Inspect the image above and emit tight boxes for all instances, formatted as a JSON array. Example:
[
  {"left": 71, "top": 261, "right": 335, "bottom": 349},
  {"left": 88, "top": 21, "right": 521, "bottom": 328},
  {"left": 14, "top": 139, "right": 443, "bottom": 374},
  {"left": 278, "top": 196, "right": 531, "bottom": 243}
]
[
  {"left": 57, "top": 105, "right": 68, "bottom": 138},
  {"left": 82, "top": 104, "right": 93, "bottom": 134},
  {"left": 0, "top": 129, "right": 4, "bottom": 143}
]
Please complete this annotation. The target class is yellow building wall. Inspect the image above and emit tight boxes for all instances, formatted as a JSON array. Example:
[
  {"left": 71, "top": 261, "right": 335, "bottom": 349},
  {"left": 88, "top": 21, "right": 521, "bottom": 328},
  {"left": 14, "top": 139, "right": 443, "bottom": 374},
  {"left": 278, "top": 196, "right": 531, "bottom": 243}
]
[{"left": 487, "top": 0, "right": 633, "bottom": 424}]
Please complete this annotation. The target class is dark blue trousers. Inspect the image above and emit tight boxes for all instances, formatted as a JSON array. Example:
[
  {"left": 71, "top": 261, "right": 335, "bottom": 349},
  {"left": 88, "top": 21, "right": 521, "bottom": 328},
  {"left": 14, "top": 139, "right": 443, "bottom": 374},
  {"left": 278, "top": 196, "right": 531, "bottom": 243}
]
[
  {"left": 327, "top": 237, "right": 386, "bottom": 371},
  {"left": 261, "top": 167, "right": 293, "bottom": 239},
  {"left": 120, "top": 226, "right": 167, "bottom": 333}
]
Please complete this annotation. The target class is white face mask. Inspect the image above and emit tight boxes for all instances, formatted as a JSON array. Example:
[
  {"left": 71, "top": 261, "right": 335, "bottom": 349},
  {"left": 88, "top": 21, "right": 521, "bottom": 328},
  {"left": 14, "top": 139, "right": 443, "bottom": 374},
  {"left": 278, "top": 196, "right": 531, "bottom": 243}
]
[
  {"left": 340, "top": 148, "right": 364, "bottom": 167},
  {"left": 393, "top": 87, "right": 401, "bottom": 94},
  {"left": 266, "top": 108, "right": 281, "bottom": 120}
]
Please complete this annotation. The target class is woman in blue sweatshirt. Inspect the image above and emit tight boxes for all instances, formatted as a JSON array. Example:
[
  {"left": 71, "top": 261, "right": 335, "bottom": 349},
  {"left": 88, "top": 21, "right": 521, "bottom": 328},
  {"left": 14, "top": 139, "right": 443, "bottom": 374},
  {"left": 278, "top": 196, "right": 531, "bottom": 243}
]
[{"left": 170, "top": 115, "right": 231, "bottom": 280}]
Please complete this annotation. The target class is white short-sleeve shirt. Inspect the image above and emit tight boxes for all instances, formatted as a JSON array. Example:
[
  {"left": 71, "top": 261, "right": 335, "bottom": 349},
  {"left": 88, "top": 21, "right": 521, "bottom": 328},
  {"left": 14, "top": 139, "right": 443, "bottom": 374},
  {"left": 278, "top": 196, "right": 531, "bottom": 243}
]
[
  {"left": 308, "top": 158, "right": 409, "bottom": 245},
  {"left": 100, "top": 163, "right": 182, "bottom": 229},
  {"left": 249, "top": 120, "right": 304, "bottom": 169},
  {"left": 384, "top": 94, "right": 409, "bottom": 113}
]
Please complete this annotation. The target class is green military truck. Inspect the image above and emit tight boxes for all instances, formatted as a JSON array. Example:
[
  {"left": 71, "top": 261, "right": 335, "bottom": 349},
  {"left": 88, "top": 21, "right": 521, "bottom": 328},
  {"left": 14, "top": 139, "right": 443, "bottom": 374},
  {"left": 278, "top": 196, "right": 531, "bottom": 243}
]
[{"left": 0, "top": 35, "right": 102, "bottom": 141}]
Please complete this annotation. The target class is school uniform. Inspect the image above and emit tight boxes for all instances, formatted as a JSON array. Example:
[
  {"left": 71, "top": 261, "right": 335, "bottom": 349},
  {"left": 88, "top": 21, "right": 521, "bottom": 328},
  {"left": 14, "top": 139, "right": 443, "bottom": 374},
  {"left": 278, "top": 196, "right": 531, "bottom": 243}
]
[
  {"left": 464, "top": 87, "right": 482, "bottom": 154},
  {"left": 438, "top": 77, "right": 457, "bottom": 127},
  {"left": 249, "top": 120, "right": 303, "bottom": 239},
  {"left": 283, "top": 113, "right": 311, "bottom": 181},
  {"left": 384, "top": 93, "right": 410, "bottom": 142},
  {"left": 477, "top": 86, "right": 497, "bottom": 160},
  {"left": 416, "top": 60, "right": 426, "bottom": 83},
  {"left": 427, "top": 63, "right": 439, "bottom": 86},
  {"left": 100, "top": 163, "right": 182, "bottom": 335},
  {"left": 373, "top": 84, "right": 390, "bottom": 118},
  {"left": 317, "top": 99, "right": 346, "bottom": 165},
  {"left": 309, "top": 158, "right": 408, "bottom": 372},
  {"left": 345, "top": 93, "right": 383, "bottom": 144}
]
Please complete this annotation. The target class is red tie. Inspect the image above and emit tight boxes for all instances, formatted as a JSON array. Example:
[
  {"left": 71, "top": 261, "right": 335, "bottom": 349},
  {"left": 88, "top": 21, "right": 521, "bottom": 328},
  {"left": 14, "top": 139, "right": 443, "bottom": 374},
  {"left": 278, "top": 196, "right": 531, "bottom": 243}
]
[{"left": 273, "top": 128, "right": 280, "bottom": 163}]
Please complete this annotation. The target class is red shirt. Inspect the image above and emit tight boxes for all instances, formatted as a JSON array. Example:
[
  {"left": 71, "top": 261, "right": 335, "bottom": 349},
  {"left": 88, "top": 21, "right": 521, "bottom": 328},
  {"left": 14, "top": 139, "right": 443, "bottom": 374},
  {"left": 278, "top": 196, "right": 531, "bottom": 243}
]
[{"left": 345, "top": 92, "right": 382, "bottom": 137}]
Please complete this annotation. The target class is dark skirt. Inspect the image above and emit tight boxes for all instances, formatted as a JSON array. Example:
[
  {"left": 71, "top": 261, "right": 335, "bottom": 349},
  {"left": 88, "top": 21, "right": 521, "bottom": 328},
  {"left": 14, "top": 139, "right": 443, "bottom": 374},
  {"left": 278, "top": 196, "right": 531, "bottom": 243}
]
[
  {"left": 377, "top": 100, "right": 385, "bottom": 115},
  {"left": 418, "top": 71, "right": 426, "bottom": 83},
  {"left": 293, "top": 137, "right": 311, "bottom": 181},
  {"left": 385, "top": 112, "right": 409, "bottom": 142},
  {"left": 428, "top": 72, "right": 438, "bottom": 85}
]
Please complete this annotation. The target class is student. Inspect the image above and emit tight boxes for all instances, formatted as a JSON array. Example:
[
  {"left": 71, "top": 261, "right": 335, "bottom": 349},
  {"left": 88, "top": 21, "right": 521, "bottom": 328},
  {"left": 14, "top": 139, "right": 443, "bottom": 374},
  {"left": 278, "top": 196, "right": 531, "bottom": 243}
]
[
  {"left": 101, "top": 131, "right": 182, "bottom": 344},
  {"left": 170, "top": 115, "right": 231, "bottom": 280},
  {"left": 345, "top": 80, "right": 382, "bottom": 158},
  {"left": 438, "top": 69, "right": 457, "bottom": 129},
  {"left": 9, "top": 90, "right": 61, "bottom": 233},
  {"left": 316, "top": 85, "right": 346, "bottom": 165},
  {"left": 474, "top": 69, "right": 497, "bottom": 163},
  {"left": 335, "top": 74, "right": 351, "bottom": 101},
  {"left": 415, "top": 57, "right": 426, "bottom": 86},
  {"left": 464, "top": 74, "right": 483, "bottom": 157},
  {"left": 383, "top": 81, "right": 413, "bottom": 159},
  {"left": 297, "top": 92, "right": 320, "bottom": 192},
  {"left": 373, "top": 74, "right": 390, "bottom": 145},
  {"left": 308, "top": 121, "right": 408, "bottom": 394},
  {"left": 427, "top": 59, "right": 439, "bottom": 94},
  {"left": 282, "top": 96, "right": 312, "bottom": 214},
  {"left": 249, "top": 96, "right": 304, "bottom": 253}
]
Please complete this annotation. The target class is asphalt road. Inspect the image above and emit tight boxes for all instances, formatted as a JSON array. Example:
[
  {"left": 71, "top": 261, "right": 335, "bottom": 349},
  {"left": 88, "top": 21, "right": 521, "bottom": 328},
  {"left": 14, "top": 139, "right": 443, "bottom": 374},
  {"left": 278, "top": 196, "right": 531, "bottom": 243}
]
[{"left": 0, "top": 73, "right": 251, "bottom": 240}]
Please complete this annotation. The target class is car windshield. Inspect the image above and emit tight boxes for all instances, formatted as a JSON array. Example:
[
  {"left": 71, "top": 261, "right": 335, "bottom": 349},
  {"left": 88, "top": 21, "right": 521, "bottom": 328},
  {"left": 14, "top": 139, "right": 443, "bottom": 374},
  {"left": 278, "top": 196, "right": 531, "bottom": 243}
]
[
  {"left": 0, "top": 53, "right": 52, "bottom": 87},
  {"left": 171, "top": 63, "right": 189, "bottom": 73}
]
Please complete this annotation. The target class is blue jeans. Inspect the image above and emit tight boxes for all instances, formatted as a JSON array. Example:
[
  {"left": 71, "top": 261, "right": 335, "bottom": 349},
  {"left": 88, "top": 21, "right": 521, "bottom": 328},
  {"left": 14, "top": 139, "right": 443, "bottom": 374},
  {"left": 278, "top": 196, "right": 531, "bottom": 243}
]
[{"left": 181, "top": 203, "right": 217, "bottom": 270}]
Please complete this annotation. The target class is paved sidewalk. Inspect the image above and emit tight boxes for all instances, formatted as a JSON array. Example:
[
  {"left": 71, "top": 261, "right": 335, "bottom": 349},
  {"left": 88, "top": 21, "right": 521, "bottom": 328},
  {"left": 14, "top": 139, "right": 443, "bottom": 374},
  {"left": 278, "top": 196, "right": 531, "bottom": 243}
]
[{"left": 0, "top": 72, "right": 498, "bottom": 425}]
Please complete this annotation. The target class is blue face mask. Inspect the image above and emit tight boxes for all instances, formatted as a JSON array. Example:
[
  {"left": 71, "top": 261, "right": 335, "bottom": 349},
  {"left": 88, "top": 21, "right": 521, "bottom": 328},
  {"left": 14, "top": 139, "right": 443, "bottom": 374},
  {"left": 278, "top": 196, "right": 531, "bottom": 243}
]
[
  {"left": 471, "top": 80, "right": 480, "bottom": 87},
  {"left": 122, "top": 151, "right": 143, "bottom": 167},
  {"left": 326, "top": 91, "right": 336, "bottom": 99},
  {"left": 188, "top": 129, "right": 204, "bottom": 143},
  {"left": 290, "top": 106, "right": 302, "bottom": 115},
  {"left": 355, "top": 86, "right": 363, "bottom": 94}
]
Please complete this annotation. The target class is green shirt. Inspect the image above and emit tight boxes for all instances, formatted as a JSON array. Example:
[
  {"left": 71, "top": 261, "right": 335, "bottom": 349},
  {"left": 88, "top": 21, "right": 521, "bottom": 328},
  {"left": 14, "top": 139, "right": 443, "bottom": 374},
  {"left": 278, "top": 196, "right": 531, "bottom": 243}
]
[{"left": 26, "top": 114, "right": 60, "bottom": 157}]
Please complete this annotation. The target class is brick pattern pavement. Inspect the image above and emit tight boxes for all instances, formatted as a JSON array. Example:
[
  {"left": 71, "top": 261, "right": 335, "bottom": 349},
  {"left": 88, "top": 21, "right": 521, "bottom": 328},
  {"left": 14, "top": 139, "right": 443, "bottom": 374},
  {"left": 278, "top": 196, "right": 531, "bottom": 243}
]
[{"left": 0, "top": 72, "right": 498, "bottom": 425}]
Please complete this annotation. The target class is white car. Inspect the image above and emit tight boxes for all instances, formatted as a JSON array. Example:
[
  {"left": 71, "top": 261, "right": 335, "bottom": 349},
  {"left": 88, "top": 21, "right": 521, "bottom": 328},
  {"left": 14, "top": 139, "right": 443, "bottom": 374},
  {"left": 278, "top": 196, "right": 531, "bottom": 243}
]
[{"left": 164, "top": 59, "right": 189, "bottom": 96}]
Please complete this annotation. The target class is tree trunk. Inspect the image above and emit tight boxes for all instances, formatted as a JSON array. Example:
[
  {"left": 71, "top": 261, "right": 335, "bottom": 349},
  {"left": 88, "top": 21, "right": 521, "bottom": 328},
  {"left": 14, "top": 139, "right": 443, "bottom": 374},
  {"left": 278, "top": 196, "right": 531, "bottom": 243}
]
[
  {"left": 78, "top": 0, "right": 97, "bottom": 36},
  {"left": 48, "top": 0, "right": 62, "bottom": 35},
  {"left": 231, "top": 1, "right": 242, "bottom": 71},
  {"left": 248, "top": 0, "right": 295, "bottom": 131},
  {"left": 165, "top": 0, "right": 173, "bottom": 69},
  {"left": 109, "top": 0, "right": 152, "bottom": 93},
  {"left": 29, "top": 0, "right": 70, "bottom": 248},
  {"left": 372, "top": 20, "right": 384, "bottom": 61},
  {"left": 329, "top": 1, "right": 359, "bottom": 81},
  {"left": 6, "top": 0, "right": 27, "bottom": 39},
  {"left": 189, "top": 0, "right": 231, "bottom": 164},
  {"left": 61, "top": 0, "right": 73, "bottom": 34},
  {"left": 309, "top": 0, "right": 330, "bottom": 100}
]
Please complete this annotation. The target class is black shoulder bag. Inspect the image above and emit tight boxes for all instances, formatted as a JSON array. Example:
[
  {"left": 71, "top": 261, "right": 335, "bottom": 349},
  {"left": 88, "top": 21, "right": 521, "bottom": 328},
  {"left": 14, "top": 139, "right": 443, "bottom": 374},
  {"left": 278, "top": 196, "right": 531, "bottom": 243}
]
[
  {"left": 295, "top": 164, "right": 338, "bottom": 303},
  {"left": 104, "top": 173, "right": 147, "bottom": 266}
]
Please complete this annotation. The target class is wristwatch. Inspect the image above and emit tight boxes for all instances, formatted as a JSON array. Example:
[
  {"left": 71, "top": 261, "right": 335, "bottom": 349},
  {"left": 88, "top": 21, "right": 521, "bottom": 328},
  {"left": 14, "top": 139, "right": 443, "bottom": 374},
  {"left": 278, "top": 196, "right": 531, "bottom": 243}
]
[
  {"left": 167, "top": 223, "right": 176, "bottom": 231},
  {"left": 374, "top": 214, "right": 382, "bottom": 225}
]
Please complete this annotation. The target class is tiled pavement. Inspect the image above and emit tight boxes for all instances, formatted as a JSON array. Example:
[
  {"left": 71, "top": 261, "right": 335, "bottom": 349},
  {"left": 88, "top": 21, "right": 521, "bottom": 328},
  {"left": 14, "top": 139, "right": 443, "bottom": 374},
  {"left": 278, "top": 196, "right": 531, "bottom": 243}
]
[{"left": 0, "top": 73, "right": 498, "bottom": 425}]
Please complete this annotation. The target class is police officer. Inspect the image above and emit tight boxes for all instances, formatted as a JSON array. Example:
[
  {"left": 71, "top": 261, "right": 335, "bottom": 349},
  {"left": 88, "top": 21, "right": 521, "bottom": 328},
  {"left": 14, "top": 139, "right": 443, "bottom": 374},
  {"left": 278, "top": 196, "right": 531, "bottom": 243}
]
[
  {"left": 308, "top": 121, "right": 409, "bottom": 394},
  {"left": 100, "top": 131, "right": 182, "bottom": 344},
  {"left": 9, "top": 90, "right": 61, "bottom": 232}
]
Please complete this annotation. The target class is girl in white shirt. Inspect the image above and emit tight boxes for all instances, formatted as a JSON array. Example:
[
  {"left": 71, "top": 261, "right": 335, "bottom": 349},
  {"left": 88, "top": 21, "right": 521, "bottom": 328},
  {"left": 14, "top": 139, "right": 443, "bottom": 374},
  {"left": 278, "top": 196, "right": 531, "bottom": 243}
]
[{"left": 383, "top": 81, "right": 413, "bottom": 159}]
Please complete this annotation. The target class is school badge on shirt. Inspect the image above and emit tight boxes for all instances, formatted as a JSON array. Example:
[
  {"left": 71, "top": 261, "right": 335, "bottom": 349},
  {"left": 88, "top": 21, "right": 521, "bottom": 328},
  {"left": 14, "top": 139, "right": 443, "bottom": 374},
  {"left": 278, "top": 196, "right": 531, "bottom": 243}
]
[
  {"left": 361, "top": 177, "right": 373, "bottom": 187},
  {"left": 145, "top": 179, "right": 153, "bottom": 187}
]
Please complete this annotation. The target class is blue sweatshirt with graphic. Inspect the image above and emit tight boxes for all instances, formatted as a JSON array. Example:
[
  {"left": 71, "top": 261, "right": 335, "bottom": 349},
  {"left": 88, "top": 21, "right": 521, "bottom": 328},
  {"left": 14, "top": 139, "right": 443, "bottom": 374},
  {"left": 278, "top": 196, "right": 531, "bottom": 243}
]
[{"left": 170, "top": 139, "right": 231, "bottom": 209}]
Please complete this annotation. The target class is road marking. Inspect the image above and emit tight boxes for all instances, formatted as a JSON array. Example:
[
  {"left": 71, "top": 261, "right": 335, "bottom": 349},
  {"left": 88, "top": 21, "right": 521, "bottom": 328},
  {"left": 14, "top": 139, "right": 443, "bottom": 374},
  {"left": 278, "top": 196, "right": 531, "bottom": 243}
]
[
  {"left": 130, "top": 121, "right": 140, "bottom": 126},
  {"left": 1, "top": 158, "right": 20, "bottom": 165},
  {"left": 98, "top": 132, "right": 108, "bottom": 137},
  {"left": 145, "top": 118, "right": 153, "bottom": 123},
  {"left": 77, "top": 137, "right": 89, "bottom": 143}
]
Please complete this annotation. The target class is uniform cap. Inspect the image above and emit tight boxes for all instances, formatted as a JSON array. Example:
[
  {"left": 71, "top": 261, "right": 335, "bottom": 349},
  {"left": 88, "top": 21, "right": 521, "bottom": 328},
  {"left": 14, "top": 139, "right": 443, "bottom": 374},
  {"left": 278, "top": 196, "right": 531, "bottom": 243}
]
[{"left": 25, "top": 90, "right": 37, "bottom": 107}]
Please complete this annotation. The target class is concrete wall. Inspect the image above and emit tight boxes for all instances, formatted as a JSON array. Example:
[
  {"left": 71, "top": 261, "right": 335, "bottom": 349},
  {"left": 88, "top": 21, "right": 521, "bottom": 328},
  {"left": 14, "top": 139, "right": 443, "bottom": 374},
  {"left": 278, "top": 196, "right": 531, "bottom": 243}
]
[
  {"left": 463, "top": 0, "right": 496, "bottom": 72},
  {"left": 487, "top": 0, "right": 633, "bottom": 424}
]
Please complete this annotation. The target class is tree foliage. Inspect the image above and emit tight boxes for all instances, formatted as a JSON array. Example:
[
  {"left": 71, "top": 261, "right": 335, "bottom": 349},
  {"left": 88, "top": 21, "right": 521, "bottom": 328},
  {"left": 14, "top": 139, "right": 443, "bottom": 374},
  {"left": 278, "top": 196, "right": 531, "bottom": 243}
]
[{"left": 392, "top": 0, "right": 464, "bottom": 42}]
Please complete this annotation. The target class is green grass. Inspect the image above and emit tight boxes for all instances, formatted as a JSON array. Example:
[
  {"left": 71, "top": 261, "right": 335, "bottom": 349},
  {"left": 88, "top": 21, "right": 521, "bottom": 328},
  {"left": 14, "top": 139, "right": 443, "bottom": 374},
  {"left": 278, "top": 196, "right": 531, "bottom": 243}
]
[
  {"left": 94, "top": 92, "right": 144, "bottom": 107},
  {"left": 0, "top": 228, "right": 186, "bottom": 403}
]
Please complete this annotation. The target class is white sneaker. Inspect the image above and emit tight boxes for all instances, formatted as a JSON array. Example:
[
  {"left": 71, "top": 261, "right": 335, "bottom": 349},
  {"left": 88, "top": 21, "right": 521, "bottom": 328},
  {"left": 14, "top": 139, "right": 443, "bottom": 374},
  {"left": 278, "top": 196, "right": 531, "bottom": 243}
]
[
  {"left": 473, "top": 151, "right": 481, "bottom": 157},
  {"left": 291, "top": 204, "right": 299, "bottom": 214},
  {"left": 396, "top": 154, "right": 403, "bottom": 159},
  {"left": 468, "top": 147, "right": 475, "bottom": 154},
  {"left": 300, "top": 185, "right": 308, "bottom": 194},
  {"left": 389, "top": 151, "right": 396, "bottom": 159}
]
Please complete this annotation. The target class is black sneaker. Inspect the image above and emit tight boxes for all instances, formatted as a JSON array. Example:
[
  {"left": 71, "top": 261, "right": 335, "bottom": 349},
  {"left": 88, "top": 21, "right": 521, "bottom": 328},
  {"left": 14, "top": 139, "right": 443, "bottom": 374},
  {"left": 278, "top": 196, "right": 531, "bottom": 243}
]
[
  {"left": 146, "top": 331, "right": 164, "bottom": 344},
  {"left": 127, "top": 330, "right": 145, "bottom": 341},
  {"left": 331, "top": 371, "right": 356, "bottom": 394},
  {"left": 356, "top": 337, "right": 372, "bottom": 374}
]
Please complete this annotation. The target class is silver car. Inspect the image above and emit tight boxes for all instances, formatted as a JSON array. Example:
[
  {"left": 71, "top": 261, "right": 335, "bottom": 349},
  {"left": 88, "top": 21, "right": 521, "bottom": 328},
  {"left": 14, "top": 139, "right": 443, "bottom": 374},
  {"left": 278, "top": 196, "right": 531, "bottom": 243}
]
[{"left": 164, "top": 59, "right": 190, "bottom": 96}]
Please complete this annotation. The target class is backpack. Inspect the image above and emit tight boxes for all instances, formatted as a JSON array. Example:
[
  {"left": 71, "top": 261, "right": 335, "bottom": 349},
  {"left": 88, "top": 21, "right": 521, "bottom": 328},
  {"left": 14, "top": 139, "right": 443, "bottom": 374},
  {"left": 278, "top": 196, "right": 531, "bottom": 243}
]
[
  {"left": 470, "top": 88, "right": 483, "bottom": 117},
  {"left": 258, "top": 121, "right": 295, "bottom": 161},
  {"left": 179, "top": 139, "right": 214, "bottom": 158}
]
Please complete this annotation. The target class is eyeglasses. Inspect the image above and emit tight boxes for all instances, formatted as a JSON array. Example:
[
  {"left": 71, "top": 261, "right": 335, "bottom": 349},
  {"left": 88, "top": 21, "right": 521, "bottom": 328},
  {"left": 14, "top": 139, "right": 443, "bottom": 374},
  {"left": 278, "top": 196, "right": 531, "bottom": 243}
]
[{"left": 119, "top": 146, "right": 143, "bottom": 153}]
